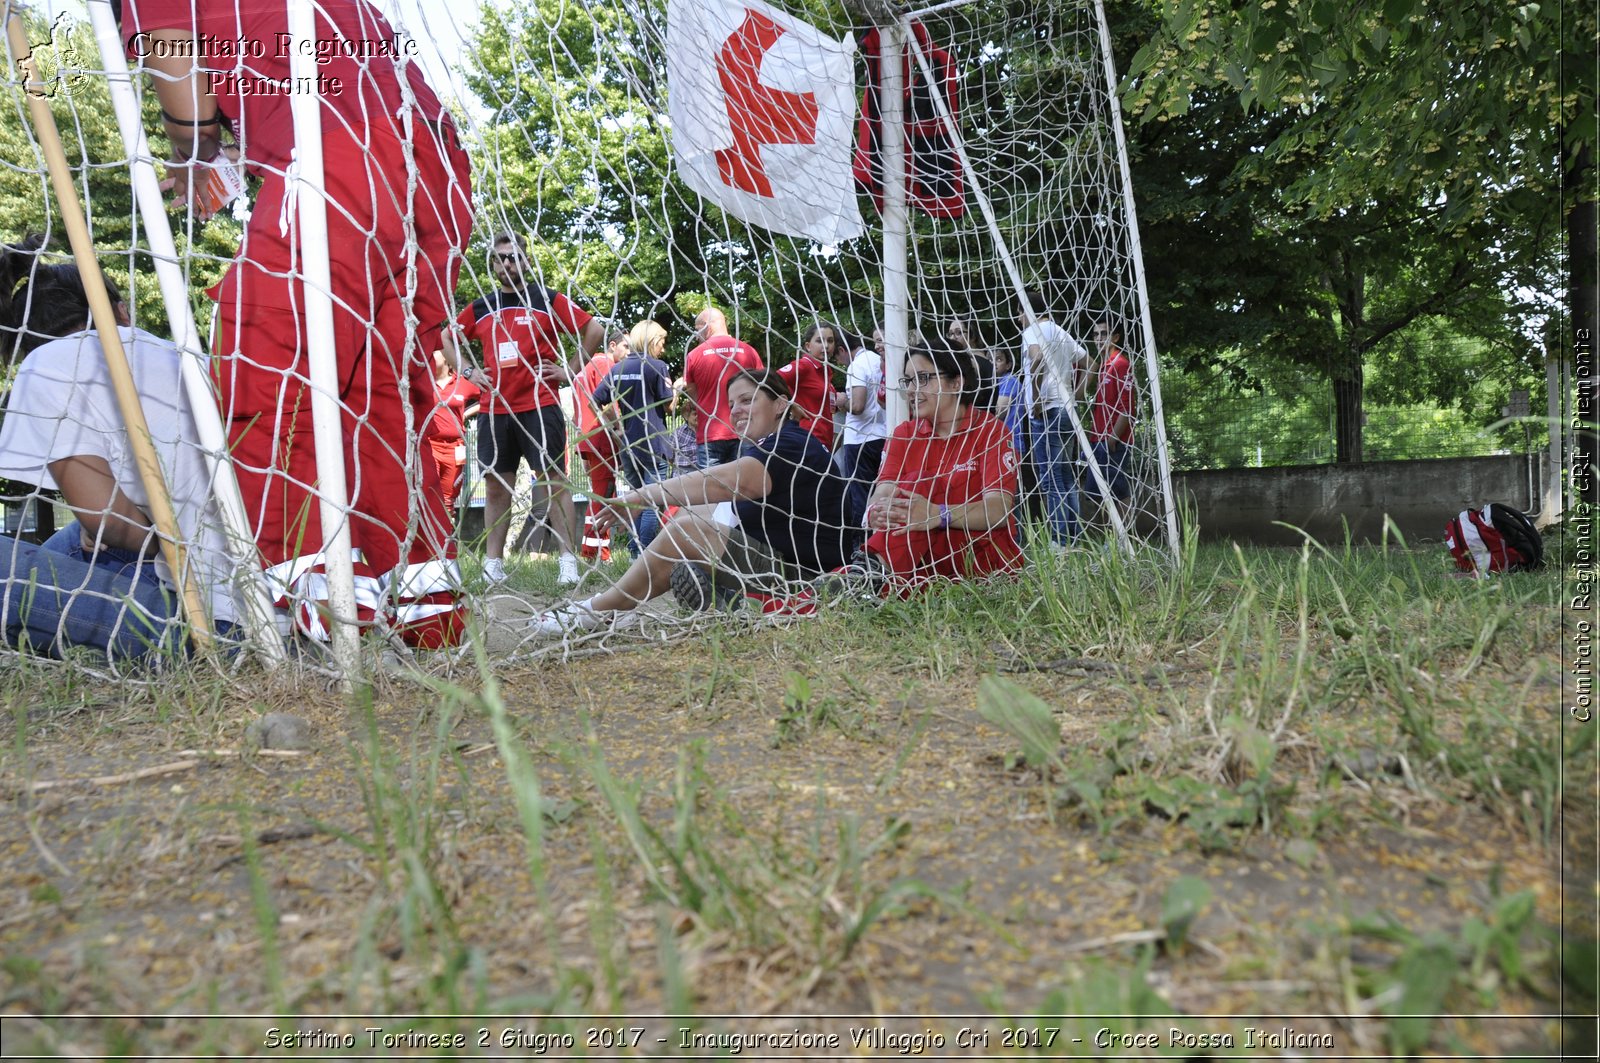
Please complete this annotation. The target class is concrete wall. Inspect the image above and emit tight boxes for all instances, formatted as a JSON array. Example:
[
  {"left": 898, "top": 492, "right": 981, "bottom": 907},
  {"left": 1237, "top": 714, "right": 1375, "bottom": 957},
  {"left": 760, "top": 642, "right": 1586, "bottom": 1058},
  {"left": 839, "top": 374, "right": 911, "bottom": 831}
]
[{"left": 1168, "top": 454, "right": 1541, "bottom": 546}]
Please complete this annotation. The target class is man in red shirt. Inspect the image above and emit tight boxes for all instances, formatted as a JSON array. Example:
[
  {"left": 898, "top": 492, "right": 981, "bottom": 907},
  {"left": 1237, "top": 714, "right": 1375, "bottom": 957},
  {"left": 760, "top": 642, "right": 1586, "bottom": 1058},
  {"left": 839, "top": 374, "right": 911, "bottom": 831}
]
[
  {"left": 121, "top": 0, "right": 473, "bottom": 647},
  {"left": 682, "top": 305, "right": 763, "bottom": 467},
  {"left": 1085, "top": 319, "right": 1135, "bottom": 504},
  {"left": 442, "top": 233, "right": 604, "bottom": 586}
]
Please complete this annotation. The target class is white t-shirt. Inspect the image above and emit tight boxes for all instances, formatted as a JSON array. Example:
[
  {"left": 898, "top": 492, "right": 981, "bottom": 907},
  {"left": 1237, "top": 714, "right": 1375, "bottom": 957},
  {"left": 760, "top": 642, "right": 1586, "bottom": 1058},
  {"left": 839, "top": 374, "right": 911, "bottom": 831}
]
[
  {"left": 0, "top": 328, "right": 240, "bottom": 624},
  {"left": 1019, "top": 320, "right": 1088, "bottom": 414},
  {"left": 842, "top": 348, "right": 887, "bottom": 445}
]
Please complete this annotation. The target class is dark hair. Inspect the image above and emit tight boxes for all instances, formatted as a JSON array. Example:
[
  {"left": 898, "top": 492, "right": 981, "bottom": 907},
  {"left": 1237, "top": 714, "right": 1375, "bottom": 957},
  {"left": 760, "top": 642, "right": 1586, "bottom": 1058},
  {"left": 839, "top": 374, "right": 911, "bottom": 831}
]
[
  {"left": 605, "top": 328, "right": 628, "bottom": 347},
  {"left": 906, "top": 337, "right": 988, "bottom": 409},
  {"left": 832, "top": 324, "right": 864, "bottom": 355},
  {"left": 726, "top": 366, "right": 791, "bottom": 405},
  {"left": 0, "top": 235, "right": 124, "bottom": 360},
  {"left": 800, "top": 321, "right": 836, "bottom": 349},
  {"left": 491, "top": 231, "right": 527, "bottom": 250},
  {"left": 1020, "top": 288, "right": 1050, "bottom": 317}
]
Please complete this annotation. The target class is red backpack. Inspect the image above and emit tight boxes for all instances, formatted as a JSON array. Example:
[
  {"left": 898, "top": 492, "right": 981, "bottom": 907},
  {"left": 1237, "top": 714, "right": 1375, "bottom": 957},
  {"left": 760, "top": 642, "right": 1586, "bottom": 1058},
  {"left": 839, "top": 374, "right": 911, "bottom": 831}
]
[{"left": 1445, "top": 503, "right": 1545, "bottom": 576}]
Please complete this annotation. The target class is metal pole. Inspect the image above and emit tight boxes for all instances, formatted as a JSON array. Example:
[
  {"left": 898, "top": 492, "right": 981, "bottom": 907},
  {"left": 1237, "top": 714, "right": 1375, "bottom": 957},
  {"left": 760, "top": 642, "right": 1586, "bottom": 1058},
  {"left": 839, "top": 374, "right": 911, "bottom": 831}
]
[
  {"left": 903, "top": 28, "right": 1133, "bottom": 555},
  {"left": 87, "top": 0, "right": 284, "bottom": 665},
  {"left": 7, "top": 7, "right": 214, "bottom": 653},
  {"left": 288, "top": 0, "right": 361, "bottom": 681},
  {"left": 1093, "top": 0, "right": 1181, "bottom": 556},
  {"left": 879, "top": 17, "right": 910, "bottom": 431}
]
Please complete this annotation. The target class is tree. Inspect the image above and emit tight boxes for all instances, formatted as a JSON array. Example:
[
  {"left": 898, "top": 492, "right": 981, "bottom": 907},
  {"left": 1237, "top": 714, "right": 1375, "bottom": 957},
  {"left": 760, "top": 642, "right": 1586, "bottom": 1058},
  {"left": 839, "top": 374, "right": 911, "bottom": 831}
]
[
  {"left": 1118, "top": 0, "right": 1587, "bottom": 463},
  {"left": 1, "top": 14, "right": 238, "bottom": 340}
]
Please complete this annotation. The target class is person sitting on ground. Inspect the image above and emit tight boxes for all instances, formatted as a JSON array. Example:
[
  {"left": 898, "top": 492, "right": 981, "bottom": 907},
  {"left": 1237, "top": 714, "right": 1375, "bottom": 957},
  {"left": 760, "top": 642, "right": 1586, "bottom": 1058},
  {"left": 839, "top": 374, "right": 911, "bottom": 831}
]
[
  {"left": 0, "top": 239, "right": 240, "bottom": 662},
  {"left": 531, "top": 368, "right": 857, "bottom": 635},
  {"left": 843, "top": 340, "right": 1023, "bottom": 593}
]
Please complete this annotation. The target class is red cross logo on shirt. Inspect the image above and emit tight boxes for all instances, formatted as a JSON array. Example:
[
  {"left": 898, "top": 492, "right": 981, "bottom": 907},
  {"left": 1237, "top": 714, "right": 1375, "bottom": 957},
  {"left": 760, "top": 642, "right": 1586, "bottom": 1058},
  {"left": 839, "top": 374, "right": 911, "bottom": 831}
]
[{"left": 714, "top": 10, "right": 820, "bottom": 198}]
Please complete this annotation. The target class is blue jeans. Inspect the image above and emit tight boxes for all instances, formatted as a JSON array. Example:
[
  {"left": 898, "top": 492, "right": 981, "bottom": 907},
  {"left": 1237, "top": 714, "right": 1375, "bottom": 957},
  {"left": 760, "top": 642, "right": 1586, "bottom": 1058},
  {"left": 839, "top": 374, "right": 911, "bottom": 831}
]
[
  {"left": 837, "top": 438, "right": 885, "bottom": 528},
  {"left": 697, "top": 439, "right": 741, "bottom": 469},
  {"left": 1083, "top": 440, "right": 1131, "bottom": 502},
  {"left": 1029, "top": 409, "right": 1080, "bottom": 545},
  {"left": 0, "top": 522, "right": 182, "bottom": 662},
  {"left": 623, "top": 449, "right": 672, "bottom": 552}
]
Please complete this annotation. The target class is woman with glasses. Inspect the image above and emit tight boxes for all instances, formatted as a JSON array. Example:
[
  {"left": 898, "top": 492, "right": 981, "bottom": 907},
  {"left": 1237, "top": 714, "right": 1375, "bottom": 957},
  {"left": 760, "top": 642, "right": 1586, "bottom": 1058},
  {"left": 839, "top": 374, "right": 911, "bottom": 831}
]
[
  {"left": 844, "top": 340, "right": 1023, "bottom": 593},
  {"left": 530, "top": 368, "right": 856, "bottom": 636}
]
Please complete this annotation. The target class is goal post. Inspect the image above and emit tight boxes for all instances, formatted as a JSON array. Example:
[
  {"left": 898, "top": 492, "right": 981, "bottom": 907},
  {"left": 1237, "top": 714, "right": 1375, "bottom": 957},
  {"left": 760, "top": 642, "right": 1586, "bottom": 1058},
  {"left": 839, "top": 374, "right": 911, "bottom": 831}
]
[{"left": 0, "top": 0, "right": 1180, "bottom": 670}]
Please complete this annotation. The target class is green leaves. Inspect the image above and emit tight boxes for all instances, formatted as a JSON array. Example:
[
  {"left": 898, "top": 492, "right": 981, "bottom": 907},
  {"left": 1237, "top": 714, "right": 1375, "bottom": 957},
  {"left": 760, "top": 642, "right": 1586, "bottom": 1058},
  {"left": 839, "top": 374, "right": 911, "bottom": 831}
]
[
  {"left": 977, "top": 675, "right": 1063, "bottom": 772},
  {"left": 1159, "top": 875, "right": 1212, "bottom": 952}
]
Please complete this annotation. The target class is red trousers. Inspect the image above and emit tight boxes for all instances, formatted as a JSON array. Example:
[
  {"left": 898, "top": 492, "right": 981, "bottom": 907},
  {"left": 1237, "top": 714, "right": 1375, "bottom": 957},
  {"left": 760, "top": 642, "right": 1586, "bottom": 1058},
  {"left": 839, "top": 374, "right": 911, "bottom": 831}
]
[{"left": 211, "top": 117, "right": 472, "bottom": 641}]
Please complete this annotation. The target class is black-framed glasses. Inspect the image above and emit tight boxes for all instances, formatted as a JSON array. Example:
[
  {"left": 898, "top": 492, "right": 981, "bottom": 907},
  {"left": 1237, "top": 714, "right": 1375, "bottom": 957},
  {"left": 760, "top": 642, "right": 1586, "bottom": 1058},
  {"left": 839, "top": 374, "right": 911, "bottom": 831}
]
[
  {"left": 898, "top": 370, "right": 941, "bottom": 390},
  {"left": 494, "top": 251, "right": 521, "bottom": 262}
]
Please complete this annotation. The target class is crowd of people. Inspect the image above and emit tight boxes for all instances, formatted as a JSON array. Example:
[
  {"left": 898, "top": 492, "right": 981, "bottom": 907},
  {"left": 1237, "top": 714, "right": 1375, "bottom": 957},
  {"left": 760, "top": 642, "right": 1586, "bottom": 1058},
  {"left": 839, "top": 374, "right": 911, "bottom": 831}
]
[{"left": 0, "top": 0, "right": 1139, "bottom": 663}]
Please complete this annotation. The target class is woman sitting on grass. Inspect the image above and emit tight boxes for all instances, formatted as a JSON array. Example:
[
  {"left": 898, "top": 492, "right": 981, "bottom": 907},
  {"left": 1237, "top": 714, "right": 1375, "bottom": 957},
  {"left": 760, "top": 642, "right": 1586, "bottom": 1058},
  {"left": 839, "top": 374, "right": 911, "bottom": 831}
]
[
  {"left": 532, "top": 368, "right": 857, "bottom": 635},
  {"left": 839, "top": 340, "right": 1023, "bottom": 594}
]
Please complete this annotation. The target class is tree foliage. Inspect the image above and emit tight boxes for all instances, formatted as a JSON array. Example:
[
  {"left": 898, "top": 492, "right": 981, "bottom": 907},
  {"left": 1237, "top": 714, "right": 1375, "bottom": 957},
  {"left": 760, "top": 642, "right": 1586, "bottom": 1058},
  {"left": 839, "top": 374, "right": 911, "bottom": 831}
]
[
  {"left": 1, "top": 14, "right": 238, "bottom": 339},
  {"left": 1114, "top": 0, "right": 1575, "bottom": 461}
]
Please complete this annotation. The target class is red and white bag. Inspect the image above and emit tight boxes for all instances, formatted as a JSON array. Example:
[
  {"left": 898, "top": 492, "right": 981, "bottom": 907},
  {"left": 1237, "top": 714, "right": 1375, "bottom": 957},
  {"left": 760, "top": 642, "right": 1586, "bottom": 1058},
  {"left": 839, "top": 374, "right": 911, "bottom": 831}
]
[{"left": 1445, "top": 503, "right": 1544, "bottom": 577}]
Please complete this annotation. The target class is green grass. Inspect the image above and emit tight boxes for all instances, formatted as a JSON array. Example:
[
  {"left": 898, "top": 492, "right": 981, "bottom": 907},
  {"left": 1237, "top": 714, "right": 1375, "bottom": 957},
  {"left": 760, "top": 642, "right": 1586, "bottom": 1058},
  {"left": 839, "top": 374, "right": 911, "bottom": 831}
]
[{"left": 0, "top": 536, "right": 1578, "bottom": 1056}]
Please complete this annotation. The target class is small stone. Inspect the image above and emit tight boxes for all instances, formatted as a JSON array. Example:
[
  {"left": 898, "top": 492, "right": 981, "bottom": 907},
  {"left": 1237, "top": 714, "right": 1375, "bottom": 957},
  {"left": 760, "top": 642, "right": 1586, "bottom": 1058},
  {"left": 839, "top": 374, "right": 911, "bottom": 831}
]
[{"left": 246, "top": 712, "right": 311, "bottom": 752}]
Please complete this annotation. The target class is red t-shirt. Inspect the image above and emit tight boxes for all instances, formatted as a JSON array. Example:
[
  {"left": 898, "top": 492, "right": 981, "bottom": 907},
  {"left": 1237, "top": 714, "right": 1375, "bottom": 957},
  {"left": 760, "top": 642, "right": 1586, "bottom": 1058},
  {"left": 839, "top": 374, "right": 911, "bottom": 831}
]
[
  {"left": 683, "top": 337, "right": 763, "bottom": 443},
  {"left": 866, "top": 409, "right": 1023, "bottom": 579},
  {"left": 1090, "top": 349, "right": 1135, "bottom": 444},
  {"left": 777, "top": 355, "right": 835, "bottom": 450},
  {"left": 122, "top": 0, "right": 448, "bottom": 173},
  {"left": 454, "top": 288, "right": 593, "bottom": 415},
  {"left": 428, "top": 373, "right": 479, "bottom": 448},
  {"left": 571, "top": 352, "right": 616, "bottom": 457}
]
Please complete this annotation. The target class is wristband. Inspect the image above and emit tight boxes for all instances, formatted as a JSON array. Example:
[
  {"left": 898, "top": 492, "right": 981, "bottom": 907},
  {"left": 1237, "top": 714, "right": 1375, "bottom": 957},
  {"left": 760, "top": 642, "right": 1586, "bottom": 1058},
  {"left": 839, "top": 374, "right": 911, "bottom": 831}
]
[{"left": 938, "top": 503, "right": 952, "bottom": 531}]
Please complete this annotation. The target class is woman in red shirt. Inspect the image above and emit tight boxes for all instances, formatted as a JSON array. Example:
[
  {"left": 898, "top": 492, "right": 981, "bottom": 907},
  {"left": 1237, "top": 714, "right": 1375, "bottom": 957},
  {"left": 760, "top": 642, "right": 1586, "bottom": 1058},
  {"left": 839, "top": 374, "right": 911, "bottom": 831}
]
[
  {"left": 427, "top": 349, "right": 480, "bottom": 517},
  {"left": 852, "top": 341, "right": 1023, "bottom": 590},
  {"left": 777, "top": 322, "right": 839, "bottom": 449}
]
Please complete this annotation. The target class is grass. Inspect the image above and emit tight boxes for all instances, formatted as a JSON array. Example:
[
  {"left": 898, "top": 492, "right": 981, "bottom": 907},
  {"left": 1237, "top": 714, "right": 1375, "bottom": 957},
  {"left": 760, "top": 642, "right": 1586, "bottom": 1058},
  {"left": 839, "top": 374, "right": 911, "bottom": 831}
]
[{"left": 0, "top": 535, "right": 1583, "bottom": 1057}]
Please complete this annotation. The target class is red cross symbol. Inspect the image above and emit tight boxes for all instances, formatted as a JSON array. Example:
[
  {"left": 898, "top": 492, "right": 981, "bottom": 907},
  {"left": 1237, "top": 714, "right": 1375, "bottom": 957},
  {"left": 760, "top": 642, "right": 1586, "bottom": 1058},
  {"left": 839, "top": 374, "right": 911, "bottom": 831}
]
[{"left": 714, "top": 10, "right": 820, "bottom": 198}]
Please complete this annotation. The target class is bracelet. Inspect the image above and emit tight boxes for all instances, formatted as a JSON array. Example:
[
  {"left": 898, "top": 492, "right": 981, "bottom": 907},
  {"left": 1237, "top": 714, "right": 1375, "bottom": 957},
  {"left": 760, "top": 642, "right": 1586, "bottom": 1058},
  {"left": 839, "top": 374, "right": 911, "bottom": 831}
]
[
  {"left": 938, "top": 503, "right": 952, "bottom": 531},
  {"left": 161, "top": 107, "right": 223, "bottom": 128}
]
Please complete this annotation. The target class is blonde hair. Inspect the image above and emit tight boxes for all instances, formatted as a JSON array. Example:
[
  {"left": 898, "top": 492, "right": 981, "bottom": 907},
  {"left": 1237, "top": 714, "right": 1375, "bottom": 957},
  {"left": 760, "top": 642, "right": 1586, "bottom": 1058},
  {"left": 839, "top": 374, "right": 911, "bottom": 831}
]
[{"left": 628, "top": 319, "right": 667, "bottom": 356}]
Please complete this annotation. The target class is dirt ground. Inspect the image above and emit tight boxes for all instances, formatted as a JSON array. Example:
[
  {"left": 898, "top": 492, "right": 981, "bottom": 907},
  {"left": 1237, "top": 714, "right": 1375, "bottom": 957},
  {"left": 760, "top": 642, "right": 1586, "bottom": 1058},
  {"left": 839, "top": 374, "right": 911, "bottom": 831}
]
[{"left": 0, "top": 584, "right": 1583, "bottom": 1058}]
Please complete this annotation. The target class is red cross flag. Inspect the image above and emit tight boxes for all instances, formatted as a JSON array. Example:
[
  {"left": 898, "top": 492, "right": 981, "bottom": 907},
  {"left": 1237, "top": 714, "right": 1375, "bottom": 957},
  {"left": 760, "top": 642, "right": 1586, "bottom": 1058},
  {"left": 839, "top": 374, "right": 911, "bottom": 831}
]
[{"left": 667, "top": 0, "right": 863, "bottom": 244}]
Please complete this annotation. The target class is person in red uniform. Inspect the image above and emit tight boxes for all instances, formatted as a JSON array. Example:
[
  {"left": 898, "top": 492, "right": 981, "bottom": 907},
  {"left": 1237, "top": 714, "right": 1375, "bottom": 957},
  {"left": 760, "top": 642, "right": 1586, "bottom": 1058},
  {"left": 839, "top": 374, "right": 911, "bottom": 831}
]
[
  {"left": 440, "top": 232, "right": 605, "bottom": 587},
  {"left": 778, "top": 322, "right": 839, "bottom": 450},
  {"left": 855, "top": 340, "right": 1023, "bottom": 589},
  {"left": 120, "top": 0, "right": 473, "bottom": 647},
  {"left": 572, "top": 329, "right": 626, "bottom": 551},
  {"left": 1084, "top": 319, "right": 1135, "bottom": 505},
  {"left": 427, "top": 349, "right": 480, "bottom": 517},
  {"left": 682, "top": 305, "right": 763, "bottom": 468}
]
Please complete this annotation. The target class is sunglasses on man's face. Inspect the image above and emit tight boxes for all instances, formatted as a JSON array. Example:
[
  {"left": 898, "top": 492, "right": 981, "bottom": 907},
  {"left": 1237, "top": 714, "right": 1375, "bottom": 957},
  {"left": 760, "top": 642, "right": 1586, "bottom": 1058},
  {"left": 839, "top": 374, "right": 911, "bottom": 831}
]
[{"left": 494, "top": 251, "right": 521, "bottom": 262}]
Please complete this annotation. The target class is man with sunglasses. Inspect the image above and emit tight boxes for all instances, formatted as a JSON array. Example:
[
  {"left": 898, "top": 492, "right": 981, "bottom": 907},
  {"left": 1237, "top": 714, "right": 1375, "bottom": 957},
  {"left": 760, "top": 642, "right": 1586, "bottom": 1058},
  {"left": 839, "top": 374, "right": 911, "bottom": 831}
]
[{"left": 442, "top": 233, "right": 605, "bottom": 586}]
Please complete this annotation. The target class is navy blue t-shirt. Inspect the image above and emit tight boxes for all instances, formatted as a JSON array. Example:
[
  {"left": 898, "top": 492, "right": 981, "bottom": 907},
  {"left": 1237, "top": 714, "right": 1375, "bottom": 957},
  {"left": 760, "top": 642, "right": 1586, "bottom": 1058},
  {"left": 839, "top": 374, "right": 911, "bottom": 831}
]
[
  {"left": 594, "top": 355, "right": 672, "bottom": 462},
  {"left": 735, "top": 421, "right": 857, "bottom": 574}
]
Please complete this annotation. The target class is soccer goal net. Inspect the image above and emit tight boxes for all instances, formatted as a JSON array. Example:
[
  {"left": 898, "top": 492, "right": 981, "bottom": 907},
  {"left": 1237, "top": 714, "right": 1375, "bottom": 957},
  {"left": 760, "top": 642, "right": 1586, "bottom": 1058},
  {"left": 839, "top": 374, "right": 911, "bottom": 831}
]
[{"left": 0, "top": 0, "right": 1176, "bottom": 673}]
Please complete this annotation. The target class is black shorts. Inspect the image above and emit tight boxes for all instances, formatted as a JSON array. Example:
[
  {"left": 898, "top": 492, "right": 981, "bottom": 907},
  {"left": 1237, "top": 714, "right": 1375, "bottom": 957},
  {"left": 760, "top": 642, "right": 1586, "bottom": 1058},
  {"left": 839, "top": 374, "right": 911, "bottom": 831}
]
[{"left": 478, "top": 405, "right": 567, "bottom": 478}]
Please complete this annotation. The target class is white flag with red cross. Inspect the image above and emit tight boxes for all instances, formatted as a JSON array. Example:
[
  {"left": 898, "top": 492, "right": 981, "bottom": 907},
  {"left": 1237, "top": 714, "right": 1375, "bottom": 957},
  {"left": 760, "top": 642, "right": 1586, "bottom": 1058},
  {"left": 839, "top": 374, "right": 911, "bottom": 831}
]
[{"left": 666, "top": 0, "right": 864, "bottom": 244}]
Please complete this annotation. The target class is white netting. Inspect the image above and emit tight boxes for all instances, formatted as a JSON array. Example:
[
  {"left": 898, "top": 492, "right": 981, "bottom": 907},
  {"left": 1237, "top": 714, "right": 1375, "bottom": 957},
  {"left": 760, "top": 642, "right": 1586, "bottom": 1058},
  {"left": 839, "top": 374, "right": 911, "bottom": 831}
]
[{"left": 0, "top": 0, "right": 1175, "bottom": 672}]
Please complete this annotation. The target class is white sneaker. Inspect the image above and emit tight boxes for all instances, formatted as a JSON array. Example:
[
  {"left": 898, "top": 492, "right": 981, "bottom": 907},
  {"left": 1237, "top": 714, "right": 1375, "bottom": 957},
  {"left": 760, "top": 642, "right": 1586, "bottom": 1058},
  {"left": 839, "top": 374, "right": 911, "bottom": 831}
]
[
  {"left": 483, "top": 557, "right": 508, "bottom": 585},
  {"left": 557, "top": 552, "right": 581, "bottom": 587},
  {"left": 531, "top": 601, "right": 608, "bottom": 637}
]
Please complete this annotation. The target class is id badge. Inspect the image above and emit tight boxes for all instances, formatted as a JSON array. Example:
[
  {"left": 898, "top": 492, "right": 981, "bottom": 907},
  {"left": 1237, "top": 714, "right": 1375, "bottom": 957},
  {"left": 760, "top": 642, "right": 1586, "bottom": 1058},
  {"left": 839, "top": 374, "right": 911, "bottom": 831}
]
[{"left": 496, "top": 340, "right": 520, "bottom": 366}]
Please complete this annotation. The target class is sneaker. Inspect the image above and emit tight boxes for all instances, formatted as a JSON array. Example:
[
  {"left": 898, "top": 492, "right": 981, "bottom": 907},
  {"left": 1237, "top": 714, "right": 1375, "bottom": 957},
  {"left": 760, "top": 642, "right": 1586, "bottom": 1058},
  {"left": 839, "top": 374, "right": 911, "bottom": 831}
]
[
  {"left": 557, "top": 552, "right": 581, "bottom": 587},
  {"left": 530, "top": 601, "right": 608, "bottom": 637},
  {"left": 669, "top": 561, "right": 745, "bottom": 612},
  {"left": 483, "top": 557, "right": 508, "bottom": 585},
  {"left": 815, "top": 553, "right": 889, "bottom": 603}
]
